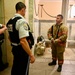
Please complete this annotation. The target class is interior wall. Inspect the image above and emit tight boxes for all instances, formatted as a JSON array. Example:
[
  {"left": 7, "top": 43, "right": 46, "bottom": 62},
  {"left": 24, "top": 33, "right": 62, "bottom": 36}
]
[
  {"left": 0, "top": 0, "right": 4, "bottom": 23},
  {"left": 0, "top": 0, "right": 2, "bottom": 23}
]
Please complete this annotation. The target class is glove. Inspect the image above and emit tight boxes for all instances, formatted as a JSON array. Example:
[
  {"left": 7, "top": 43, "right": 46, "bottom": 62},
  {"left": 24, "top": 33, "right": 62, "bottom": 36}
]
[
  {"left": 54, "top": 39, "right": 61, "bottom": 43},
  {"left": 51, "top": 38, "right": 55, "bottom": 43},
  {"left": 54, "top": 39, "right": 58, "bottom": 43}
]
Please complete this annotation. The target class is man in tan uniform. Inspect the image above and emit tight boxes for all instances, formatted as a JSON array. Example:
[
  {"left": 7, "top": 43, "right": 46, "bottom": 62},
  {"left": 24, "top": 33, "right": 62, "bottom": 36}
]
[{"left": 47, "top": 14, "right": 68, "bottom": 72}]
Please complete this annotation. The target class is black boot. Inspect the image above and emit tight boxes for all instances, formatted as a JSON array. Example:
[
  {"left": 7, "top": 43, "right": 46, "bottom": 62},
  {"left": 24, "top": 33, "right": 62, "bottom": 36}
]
[
  {"left": 57, "top": 65, "right": 62, "bottom": 72},
  {"left": 0, "top": 63, "right": 9, "bottom": 71},
  {"left": 48, "top": 60, "right": 56, "bottom": 66}
]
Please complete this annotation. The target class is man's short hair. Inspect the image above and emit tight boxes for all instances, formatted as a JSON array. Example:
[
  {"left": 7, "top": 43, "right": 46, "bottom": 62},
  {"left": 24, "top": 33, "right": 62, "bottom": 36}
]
[
  {"left": 57, "top": 14, "right": 63, "bottom": 19},
  {"left": 15, "top": 2, "right": 26, "bottom": 11}
]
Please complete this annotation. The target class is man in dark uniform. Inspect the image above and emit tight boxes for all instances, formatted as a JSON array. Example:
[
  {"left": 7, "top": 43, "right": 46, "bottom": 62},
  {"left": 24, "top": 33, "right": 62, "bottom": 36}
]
[
  {"left": 7, "top": 2, "right": 35, "bottom": 75},
  {"left": 0, "top": 24, "right": 8, "bottom": 71},
  {"left": 0, "top": 24, "right": 7, "bottom": 34}
]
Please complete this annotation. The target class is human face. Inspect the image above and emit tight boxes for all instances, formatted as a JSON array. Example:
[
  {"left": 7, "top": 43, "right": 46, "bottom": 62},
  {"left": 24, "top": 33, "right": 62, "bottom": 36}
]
[
  {"left": 21, "top": 8, "right": 26, "bottom": 17},
  {"left": 56, "top": 16, "right": 62, "bottom": 24}
]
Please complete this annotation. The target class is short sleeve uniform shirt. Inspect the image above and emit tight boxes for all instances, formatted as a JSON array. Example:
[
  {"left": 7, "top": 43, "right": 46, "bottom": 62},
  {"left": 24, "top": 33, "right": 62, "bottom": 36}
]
[{"left": 13, "top": 13, "right": 29, "bottom": 39}]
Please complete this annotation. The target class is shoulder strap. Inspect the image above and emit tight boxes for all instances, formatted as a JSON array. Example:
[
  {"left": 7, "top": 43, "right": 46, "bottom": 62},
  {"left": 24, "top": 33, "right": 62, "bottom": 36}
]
[
  {"left": 51, "top": 25, "right": 53, "bottom": 37},
  {"left": 26, "top": 23, "right": 30, "bottom": 30},
  {"left": 12, "top": 17, "right": 22, "bottom": 22},
  {"left": 7, "top": 17, "right": 22, "bottom": 26},
  {"left": 56, "top": 26, "right": 60, "bottom": 39},
  {"left": 56, "top": 23, "right": 63, "bottom": 39}
]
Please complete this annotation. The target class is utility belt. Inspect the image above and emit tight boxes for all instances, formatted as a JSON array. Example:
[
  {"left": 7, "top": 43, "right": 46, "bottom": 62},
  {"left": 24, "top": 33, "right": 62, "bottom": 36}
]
[
  {"left": 0, "top": 40, "right": 3, "bottom": 42},
  {"left": 0, "top": 40, "right": 4, "bottom": 45},
  {"left": 11, "top": 42, "right": 20, "bottom": 46}
]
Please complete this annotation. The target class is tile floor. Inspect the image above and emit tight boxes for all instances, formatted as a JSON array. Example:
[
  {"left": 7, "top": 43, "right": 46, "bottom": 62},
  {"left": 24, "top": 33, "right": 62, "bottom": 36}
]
[{"left": 0, "top": 48, "right": 75, "bottom": 75}]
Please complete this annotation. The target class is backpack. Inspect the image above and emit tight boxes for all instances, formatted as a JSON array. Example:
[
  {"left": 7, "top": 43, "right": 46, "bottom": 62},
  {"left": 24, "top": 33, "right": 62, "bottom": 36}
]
[
  {"left": 37, "top": 35, "right": 44, "bottom": 43},
  {"left": 26, "top": 23, "right": 34, "bottom": 48}
]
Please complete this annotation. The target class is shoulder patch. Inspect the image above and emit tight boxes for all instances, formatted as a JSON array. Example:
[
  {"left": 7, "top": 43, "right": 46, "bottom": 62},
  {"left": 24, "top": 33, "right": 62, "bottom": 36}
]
[
  {"left": 7, "top": 24, "right": 13, "bottom": 32},
  {"left": 23, "top": 24, "right": 28, "bottom": 30}
]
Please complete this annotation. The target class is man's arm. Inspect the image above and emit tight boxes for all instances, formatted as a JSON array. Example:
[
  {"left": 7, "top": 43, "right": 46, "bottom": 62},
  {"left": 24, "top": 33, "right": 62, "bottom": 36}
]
[
  {"left": 55, "top": 26, "right": 68, "bottom": 43},
  {"left": 47, "top": 26, "right": 53, "bottom": 40},
  {"left": 16, "top": 19, "right": 35, "bottom": 63},
  {"left": 20, "top": 37, "right": 35, "bottom": 63},
  {"left": 0, "top": 24, "right": 7, "bottom": 34}
]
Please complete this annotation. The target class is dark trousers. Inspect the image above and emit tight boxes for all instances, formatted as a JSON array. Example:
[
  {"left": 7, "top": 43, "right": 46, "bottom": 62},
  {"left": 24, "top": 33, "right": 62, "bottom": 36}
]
[
  {"left": 11, "top": 45, "right": 29, "bottom": 75},
  {"left": 0, "top": 45, "right": 2, "bottom": 65},
  {"left": 0, "top": 44, "right": 4, "bottom": 68}
]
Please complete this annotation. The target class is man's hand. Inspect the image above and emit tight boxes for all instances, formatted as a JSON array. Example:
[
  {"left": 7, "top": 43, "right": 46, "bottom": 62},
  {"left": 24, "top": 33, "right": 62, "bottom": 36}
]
[
  {"left": 0, "top": 24, "right": 7, "bottom": 34},
  {"left": 30, "top": 55, "right": 35, "bottom": 64},
  {"left": 2, "top": 25, "right": 7, "bottom": 30}
]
